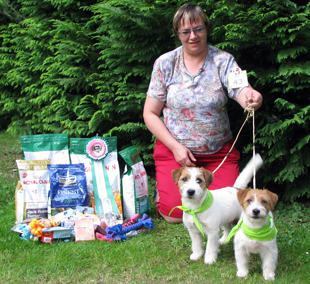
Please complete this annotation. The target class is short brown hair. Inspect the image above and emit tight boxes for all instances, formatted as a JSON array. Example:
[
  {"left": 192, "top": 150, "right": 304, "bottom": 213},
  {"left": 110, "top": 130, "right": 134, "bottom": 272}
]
[{"left": 172, "top": 3, "right": 212, "bottom": 38}]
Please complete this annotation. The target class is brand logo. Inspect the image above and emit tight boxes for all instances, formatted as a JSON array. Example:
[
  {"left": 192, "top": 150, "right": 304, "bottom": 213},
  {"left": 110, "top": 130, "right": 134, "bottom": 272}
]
[
  {"left": 135, "top": 171, "right": 146, "bottom": 180},
  {"left": 23, "top": 180, "right": 50, "bottom": 185},
  {"left": 59, "top": 175, "right": 76, "bottom": 184}
]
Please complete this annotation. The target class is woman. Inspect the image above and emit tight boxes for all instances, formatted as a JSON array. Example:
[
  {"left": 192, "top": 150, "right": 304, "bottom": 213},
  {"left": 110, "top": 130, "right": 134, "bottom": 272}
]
[{"left": 143, "top": 3, "right": 263, "bottom": 223}]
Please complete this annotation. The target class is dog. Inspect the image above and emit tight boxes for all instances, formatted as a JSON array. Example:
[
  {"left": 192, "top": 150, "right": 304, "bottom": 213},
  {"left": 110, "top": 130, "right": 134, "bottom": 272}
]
[
  {"left": 171, "top": 154, "right": 263, "bottom": 265},
  {"left": 231, "top": 188, "right": 278, "bottom": 281}
]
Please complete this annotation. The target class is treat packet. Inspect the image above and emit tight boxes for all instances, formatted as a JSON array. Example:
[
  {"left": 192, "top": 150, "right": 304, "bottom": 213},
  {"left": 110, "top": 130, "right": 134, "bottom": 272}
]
[
  {"left": 41, "top": 227, "right": 74, "bottom": 244},
  {"left": 119, "top": 146, "right": 149, "bottom": 218},
  {"left": 74, "top": 218, "right": 95, "bottom": 242}
]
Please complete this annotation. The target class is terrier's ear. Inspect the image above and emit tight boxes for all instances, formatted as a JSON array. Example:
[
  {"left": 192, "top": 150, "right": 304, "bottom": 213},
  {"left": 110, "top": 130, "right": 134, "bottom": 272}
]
[
  {"left": 265, "top": 190, "right": 279, "bottom": 210},
  {"left": 237, "top": 188, "right": 251, "bottom": 206},
  {"left": 171, "top": 168, "right": 184, "bottom": 185},
  {"left": 200, "top": 168, "right": 214, "bottom": 187}
]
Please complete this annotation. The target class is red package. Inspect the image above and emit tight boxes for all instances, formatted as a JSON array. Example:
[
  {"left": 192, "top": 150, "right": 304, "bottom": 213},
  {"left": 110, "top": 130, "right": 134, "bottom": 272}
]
[{"left": 40, "top": 231, "right": 54, "bottom": 244}]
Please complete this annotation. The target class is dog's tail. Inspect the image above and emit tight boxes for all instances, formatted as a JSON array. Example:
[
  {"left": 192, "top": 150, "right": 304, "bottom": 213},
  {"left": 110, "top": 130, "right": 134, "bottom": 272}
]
[{"left": 233, "top": 153, "right": 263, "bottom": 190}]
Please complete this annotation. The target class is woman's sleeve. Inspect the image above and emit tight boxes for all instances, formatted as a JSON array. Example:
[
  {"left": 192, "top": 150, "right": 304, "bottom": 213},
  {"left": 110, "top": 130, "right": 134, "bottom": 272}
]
[
  {"left": 220, "top": 54, "right": 250, "bottom": 100},
  {"left": 146, "top": 58, "right": 167, "bottom": 102}
]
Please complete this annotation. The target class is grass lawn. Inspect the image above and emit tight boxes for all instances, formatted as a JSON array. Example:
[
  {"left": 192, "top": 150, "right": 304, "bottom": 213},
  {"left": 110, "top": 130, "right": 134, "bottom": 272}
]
[{"left": 0, "top": 132, "right": 309, "bottom": 283}]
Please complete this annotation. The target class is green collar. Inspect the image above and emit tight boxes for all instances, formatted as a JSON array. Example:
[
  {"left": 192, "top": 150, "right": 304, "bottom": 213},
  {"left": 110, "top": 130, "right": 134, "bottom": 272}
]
[
  {"left": 169, "top": 189, "right": 214, "bottom": 236},
  {"left": 226, "top": 214, "right": 277, "bottom": 243}
]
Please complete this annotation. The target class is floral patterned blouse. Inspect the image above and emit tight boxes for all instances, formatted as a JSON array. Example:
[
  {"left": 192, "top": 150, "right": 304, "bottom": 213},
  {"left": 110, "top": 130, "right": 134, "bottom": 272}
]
[{"left": 147, "top": 45, "right": 246, "bottom": 154}]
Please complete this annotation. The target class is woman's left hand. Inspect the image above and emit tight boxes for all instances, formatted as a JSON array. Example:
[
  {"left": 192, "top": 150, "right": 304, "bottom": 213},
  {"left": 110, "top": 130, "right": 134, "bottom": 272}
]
[{"left": 237, "top": 86, "right": 263, "bottom": 110}]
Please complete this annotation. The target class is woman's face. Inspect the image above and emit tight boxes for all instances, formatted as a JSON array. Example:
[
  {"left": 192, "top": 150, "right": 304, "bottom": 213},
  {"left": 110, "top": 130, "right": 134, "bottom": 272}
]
[{"left": 178, "top": 16, "right": 208, "bottom": 57}]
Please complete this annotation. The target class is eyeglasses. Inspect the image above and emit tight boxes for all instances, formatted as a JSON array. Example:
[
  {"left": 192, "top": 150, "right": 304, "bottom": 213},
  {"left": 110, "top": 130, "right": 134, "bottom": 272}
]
[{"left": 178, "top": 27, "right": 205, "bottom": 37}]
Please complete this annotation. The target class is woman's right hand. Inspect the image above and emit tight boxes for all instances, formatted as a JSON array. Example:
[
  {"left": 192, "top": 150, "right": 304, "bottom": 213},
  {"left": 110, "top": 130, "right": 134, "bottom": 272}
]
[{"left": 171, "top": 143, "right": 196, "bottom": 167}]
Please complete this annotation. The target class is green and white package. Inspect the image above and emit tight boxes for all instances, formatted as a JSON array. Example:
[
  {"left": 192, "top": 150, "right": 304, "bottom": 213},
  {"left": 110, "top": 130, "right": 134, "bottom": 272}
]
[
  {"left": 119, "top": 146, "right": 149, "bottom": 218},
  {"left": 21, "top": 134, "right": 70, "bottom": 164}
]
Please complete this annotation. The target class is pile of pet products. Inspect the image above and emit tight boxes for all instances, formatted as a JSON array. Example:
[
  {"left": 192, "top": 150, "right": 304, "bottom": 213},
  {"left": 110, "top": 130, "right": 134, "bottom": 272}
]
[{"left": 11, "top": 134, "right": 153, "bottom": 243}]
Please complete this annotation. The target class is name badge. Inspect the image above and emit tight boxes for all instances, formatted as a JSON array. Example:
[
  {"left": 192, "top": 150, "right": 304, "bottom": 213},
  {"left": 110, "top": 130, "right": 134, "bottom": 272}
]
[{"left": 228, "top": 68, "right": 248, "bottom": 89}]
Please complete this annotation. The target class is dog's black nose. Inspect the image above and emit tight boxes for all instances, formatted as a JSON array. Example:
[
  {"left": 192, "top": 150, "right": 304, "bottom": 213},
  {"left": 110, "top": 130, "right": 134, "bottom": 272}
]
[
  {"left": 252, "top": 209, "right": 260, "bottom": 216},
  {"left": 187, "top": 189, "right": 195, "bottom": 196}
]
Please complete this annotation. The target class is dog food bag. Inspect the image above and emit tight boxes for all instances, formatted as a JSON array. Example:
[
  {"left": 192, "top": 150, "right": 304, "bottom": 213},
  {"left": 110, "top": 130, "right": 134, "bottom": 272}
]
[
  {"left": 119, "top": 146, "right": 149, "bottom": 219},
  {"left": 70, "top": 137, "right": 122, "bottom": 216},
  {"left": 70, "top": 138, "right": 94, "bottom": 208},
  {"left": 48, "top": 163, "right": 89, "bottom": 218},
  {"left": 84, "top": 136, "right": 122, "bottom": 225},
  {"left": 21, "top": 133, "right": 70, "bottom": 164},
  {"left": 15, "top": 160, "right": 51, "bottom": 223}
]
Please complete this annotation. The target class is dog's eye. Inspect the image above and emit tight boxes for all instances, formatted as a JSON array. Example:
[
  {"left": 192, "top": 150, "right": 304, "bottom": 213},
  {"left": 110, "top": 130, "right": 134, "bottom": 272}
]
[
  {"left": 182, "top": 177, "right": 188, "bottom": 182},
  {"left": 196, "top": 178, "right": 202, "bottom": 184},
  {"left": 261, "top": 200, "right": 267, "bottom": 204},
  {"left": 247, "top": 199, "right": 252, "bottom": 204}
]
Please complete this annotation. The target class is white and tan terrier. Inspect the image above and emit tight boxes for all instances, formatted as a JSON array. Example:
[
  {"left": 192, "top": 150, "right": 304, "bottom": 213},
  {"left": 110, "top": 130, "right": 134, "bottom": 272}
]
[
  {"left": 227, "top": 188, "right": 278, "bottom": 281},
  {"left": 171, "top": 154, "right": 263, "bottom": 265}
]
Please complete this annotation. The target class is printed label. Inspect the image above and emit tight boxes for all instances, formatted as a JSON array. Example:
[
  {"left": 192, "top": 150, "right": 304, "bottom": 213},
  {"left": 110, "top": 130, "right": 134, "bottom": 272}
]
[{"left": 228, "top": 68, "right": 248, "bottom": 89}]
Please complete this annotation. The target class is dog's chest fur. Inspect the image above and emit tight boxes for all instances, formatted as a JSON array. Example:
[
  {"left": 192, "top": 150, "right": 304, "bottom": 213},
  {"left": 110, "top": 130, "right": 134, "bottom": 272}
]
[
  {"left": 176, "top": 167, "right": 243, "bottom": 231},
  {"left": 236, "top": 230, "right": 276, "bottom": 254},
  {"left": 182, "top": 187, "right": 242, "bottom": 230}
]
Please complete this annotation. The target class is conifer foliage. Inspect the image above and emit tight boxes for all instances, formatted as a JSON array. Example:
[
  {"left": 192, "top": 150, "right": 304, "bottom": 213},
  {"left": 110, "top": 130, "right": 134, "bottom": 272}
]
[{"left": 0, "top": 0, "right": 310, "bottom": 201}]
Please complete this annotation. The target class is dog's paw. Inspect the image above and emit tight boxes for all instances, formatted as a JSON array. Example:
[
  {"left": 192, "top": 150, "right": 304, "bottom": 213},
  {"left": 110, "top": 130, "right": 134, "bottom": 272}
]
[
  {"left": 218, "top": 236, "right": 227, "bottom": 245},
  {"left": 236, "top": 270, "right": 248, "bottom": 278},
  {"left": 263, "top": 271, "right": 275, "bottom": 281},
  {"left": 204, "top": 254, "right": 217, "bottom": 265},
  {"left": 190, "top": 251, "right": 204, "bottom": 261}
]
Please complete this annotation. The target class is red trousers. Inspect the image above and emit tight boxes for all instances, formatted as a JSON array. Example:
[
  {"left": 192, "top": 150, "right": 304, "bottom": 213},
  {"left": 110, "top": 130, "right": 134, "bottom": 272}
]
[{"left": 153, "top": 139, "right": 240, "bottom": 218}]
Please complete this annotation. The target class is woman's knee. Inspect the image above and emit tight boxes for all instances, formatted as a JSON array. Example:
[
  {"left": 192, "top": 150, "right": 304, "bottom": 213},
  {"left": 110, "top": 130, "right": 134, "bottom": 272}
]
[{"left": 159, "top": 211, "right": 183, "bottom": 223}]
